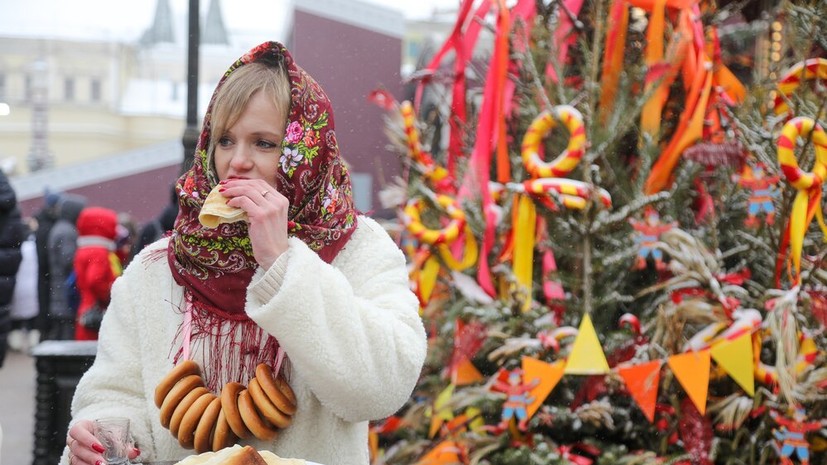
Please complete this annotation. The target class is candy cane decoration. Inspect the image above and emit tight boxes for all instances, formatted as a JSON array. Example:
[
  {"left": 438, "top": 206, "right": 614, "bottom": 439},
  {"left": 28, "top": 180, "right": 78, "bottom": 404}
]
[
  {"left": 521, "top": 105, "right": 587, "bottom": 179},
  {"left": 776, "top": 116, "right": 827, "bottom": 284},
  {"left": 400, "top": 100, "right": 453, "bottom": 192},
  {"left": 517, "top": 178, "right": 612, "bottom": 210},
  {"left": 773, "top": 58, "right": 827, "bottom": 117}
]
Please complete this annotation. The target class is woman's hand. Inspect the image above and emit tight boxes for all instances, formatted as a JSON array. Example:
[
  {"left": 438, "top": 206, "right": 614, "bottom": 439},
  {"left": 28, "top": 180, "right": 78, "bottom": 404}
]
[
  {"left": 66, "top": 420, "right": 140, "bottom": 465},
  {"left": 219, "top": 178, "right": 290, "bottom": 270}
]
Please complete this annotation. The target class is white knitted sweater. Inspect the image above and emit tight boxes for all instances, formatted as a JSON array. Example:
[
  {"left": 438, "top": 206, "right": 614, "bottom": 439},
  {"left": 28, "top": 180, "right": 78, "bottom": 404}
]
[{"left": 63, "top": 216, "right": 426, "bottom": 465}]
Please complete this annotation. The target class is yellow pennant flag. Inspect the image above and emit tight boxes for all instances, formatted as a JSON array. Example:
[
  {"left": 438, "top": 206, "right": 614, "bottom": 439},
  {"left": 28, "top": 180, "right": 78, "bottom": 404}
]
[
  {"left": 710, "top": 332, "right": 755, "bottom": 396},
  {"left": 418, "top": 255, "right": 441, "bottom": 308},
  {"left": 429, "top": 384, "right": 455, "bottom": 438},
  {"left": 522, "top": 356, "right": 565, "bottom": 419},
  {"left": 564, "top": 314, "right": 610, "bottom": 374},
  {"left": 617, "top": 360, "right": 662, "bottom": 423},
  {"left": 667, "top": 350, "right": 711, "bottom": 415}
]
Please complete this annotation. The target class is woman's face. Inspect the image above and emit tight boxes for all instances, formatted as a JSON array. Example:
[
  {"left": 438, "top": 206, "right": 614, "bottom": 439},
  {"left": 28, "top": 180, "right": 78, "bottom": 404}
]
[{"left": 213, "top": 90, "right": 286, "bottom": 187}]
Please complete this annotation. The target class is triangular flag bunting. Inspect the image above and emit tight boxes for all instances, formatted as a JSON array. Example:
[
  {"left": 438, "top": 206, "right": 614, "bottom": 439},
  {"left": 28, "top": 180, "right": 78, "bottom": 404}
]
[
  {"left": 452, "top": 358, "right": 484, "bottom": 386},
  {"left": 667, "top": 350, "right": 711, "bottom": 415},
  {"left": 710, "top": 332, "right": 755, "bottom": 396},
  {"left": 564, "top": 314, "right": 610, "bottom": 374},
  {"left": 414, "top": 440, "right": 464, "bottom": 465},
  {"left": 522, "top": 356, "right": 565, "bottom": 419},
  {"left": 617, "top": 360, "right": 662, "bottom": 423}
]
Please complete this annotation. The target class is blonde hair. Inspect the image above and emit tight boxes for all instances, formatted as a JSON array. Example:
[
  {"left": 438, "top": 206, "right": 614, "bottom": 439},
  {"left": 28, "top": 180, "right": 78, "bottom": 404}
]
[{"left": 207, "top": 62, "right": 291, "bottom": 168}]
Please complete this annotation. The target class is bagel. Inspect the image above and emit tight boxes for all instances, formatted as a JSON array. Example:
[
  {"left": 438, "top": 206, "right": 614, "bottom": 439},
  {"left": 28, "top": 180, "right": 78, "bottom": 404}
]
[
  {"left": 193, "top": 396, "right": 222, "bottom": 453},
  {"left": 238, "top": 389, "right": 279, "bottom": 441},
  {"left": 170, "top": 386, "right": 210, "bottom": 436},
  {"left": 254, "top": 364, "right": 297, "bottom": 415},
  {"left": 155, "top": 360, "right": 201, "bottom": 408},
  {"left": 248, "top": 378, "right": 292, "bottom": 429},
  {"left": 178, "top": 391, "right": 217, "bottom": 449},
  {"left": 160, "top": 374, "right": 206, "bottom": 428},
  {"left": 220, "top": 382, "right": 252, "bottom": 439},
  {"left": 212, "top": 407, "right": 236, "bottom": 452}
]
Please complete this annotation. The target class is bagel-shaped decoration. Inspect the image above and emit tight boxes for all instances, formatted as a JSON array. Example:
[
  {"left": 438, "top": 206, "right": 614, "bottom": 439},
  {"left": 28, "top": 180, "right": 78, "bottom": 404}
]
[
  {"left": 521, "top": 105, "right": 587, "bottom": 179},
  {"left": 773, "top": 58, "right": 827, "bottom": 116},
  {"left": 777, "top": 117, "right": 827, "bottom": 191},
  {"left": 402, "top": 195, "right": 466, "bottom": 246}
]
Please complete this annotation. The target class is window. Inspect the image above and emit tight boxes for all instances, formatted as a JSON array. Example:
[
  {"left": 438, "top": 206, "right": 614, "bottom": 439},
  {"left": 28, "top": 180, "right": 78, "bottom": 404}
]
[
  {"left": 64, "top": 77, "right": 75, "bottom": 101},
  {"left": 90, "top": 78, "right": 101, "bottom": 102}
]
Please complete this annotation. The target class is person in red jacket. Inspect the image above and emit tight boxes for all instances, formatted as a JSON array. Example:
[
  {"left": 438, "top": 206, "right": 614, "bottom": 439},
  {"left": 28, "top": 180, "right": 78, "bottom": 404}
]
[{"left": 73, "top": 207, "right": 122, "bottom": 341}]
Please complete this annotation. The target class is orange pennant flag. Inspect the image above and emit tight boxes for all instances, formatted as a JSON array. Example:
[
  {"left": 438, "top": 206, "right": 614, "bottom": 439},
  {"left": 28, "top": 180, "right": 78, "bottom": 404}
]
[
  {"left": 415, "top": 440, "right": 465, "bottom": 465},
  {"left": 564, "top": 314, "right": 611, "bottom": 374},
  {"left": 710, "top": 332, "right": 755, "bottom": 396},
  {"left": 522, "top": 356, "right": 565, "bottom": 419},
  {"left": 617, "top": 360, "right": 662, "bottom": 422},
  {"left": 453, "top": 358, "right": 484, "bottom": 386},
  {"left": 667, "top": 350, "right": 711, "bottom": 415}
]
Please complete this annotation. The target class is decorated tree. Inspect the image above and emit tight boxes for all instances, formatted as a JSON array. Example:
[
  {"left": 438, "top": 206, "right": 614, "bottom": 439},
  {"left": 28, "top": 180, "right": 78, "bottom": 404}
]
[{"left": 369, "top": 0, "right": 827, "bottom": 464}]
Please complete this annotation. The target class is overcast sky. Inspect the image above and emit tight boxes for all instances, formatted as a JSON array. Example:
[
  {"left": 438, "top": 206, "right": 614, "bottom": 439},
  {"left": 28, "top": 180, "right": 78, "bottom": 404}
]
[{"left": 1, "top": 0, "right": 459, "bottom": 42}]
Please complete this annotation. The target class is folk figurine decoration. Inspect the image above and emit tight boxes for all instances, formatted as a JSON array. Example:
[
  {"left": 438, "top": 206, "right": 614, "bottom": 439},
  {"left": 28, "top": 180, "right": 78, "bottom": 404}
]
[
  {"left": 770, "top": 405, "right": 827, "bottom": 465},
  {"left": 491, "top": 368, "right": 539, "bottom": 431},
  {"left": 732, "top": 163, "right": 780, "bottom": 227},
  {"left": 629, "top": 207, "right": 676, "bottom": 270}
]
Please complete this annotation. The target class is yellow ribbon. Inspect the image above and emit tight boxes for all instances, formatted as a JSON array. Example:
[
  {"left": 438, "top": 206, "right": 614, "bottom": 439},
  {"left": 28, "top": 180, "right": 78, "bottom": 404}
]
[{"left": 512, "top": 194, "right": 537, "bottom": 312}]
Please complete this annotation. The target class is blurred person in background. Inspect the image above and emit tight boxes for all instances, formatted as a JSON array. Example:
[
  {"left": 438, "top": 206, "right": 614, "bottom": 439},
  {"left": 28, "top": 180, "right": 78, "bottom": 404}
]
[
  {"left": 46, "top": 193, "right": 87, "bottom": 340},
  {"left": 32, "top": 190, "right": 62, "bottom": 345},
  {"left": 73, "top": 207, "right": 122, "bottom": 341},
  {"left": 116, "top": 212, "right": 138, "bottom": 268},
  {"left": 130, "top": 184, "right": 179, "bottom": 260},
  {"left": 8, "top": 220, "right": 39, "bottom": 352},
  {"left": 0, "top": 170, "right": 26, "bottom": 367}
]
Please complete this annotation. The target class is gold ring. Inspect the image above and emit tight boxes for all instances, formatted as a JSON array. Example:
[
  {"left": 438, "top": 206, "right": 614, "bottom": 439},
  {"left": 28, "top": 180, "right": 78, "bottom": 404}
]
[{"left": 261, "top": 190, "right": 269, "bottom": 197}]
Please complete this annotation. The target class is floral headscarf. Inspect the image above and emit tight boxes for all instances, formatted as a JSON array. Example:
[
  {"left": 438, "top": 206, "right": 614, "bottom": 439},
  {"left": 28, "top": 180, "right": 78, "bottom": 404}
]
[{"left": 167, "top": 41, "right": 357, "bottom": 389}]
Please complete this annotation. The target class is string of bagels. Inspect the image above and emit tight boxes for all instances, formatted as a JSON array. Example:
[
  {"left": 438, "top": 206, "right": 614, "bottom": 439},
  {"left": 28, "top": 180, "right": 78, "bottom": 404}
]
[{"left": 156, "top": 186, "right": 297, "bottom": 453}]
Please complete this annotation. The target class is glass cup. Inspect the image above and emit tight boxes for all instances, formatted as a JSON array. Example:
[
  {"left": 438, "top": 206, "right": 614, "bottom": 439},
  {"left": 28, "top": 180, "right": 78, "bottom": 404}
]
[{"left": 93, "top": 417, "right": 132, "bottom": 465}]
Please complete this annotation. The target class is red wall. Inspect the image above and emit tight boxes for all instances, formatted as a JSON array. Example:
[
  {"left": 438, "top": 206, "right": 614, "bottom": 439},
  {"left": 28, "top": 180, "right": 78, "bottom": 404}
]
[
  {"left": 291, "top": 10, "right": 404, "bottom": 218},
  {"left": 19, "top": 164, "right": 182, "bottom": 225}
]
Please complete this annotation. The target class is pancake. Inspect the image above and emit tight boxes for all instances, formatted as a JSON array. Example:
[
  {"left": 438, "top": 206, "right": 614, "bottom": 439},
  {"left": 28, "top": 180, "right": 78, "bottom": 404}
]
[{"left": 199, "top": 185, "right": 247, "bottom": 228}]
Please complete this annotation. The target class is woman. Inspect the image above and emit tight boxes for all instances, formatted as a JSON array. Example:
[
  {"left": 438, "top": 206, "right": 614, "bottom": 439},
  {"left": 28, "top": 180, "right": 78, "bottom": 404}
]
[
  {"left": 73, "top": 206, "right": 121, "bottom": 341},
  {"left": 64, "top": 42, "right": 426, "bottom": 465}
]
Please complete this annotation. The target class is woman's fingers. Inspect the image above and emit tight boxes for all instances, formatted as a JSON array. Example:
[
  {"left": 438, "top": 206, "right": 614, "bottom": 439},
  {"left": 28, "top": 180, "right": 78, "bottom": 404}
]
[
  {"left": 67, "top": 420, "right": 104, "bottom": 465},
  {"left": 218, "top": 179, "right": 290, "bottom": 269}
]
